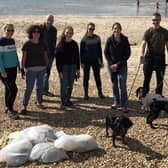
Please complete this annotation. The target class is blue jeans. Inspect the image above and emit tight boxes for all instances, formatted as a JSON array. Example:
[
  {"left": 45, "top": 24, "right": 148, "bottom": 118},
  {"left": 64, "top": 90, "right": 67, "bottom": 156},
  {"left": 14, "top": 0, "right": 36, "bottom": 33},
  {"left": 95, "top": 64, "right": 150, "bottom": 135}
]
[
  {"left": 60, "top": 64, "right": 77, "bottom": 104},
  {"left": 23, "top": 69, "right": 46, "bottom": 106},
  {"left": 43, "top": 56, "right": 54, "bottom": 92},
  {"left": 108, "top": 65, "right": 128, "bottom": 108}
]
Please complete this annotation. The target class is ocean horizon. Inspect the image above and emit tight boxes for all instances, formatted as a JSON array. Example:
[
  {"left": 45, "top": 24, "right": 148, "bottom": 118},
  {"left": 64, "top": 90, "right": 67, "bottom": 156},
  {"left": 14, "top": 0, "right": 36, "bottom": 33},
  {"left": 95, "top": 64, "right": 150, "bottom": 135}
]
[{"left": 0, "top": 0, "right": 168, "bottom": 16}]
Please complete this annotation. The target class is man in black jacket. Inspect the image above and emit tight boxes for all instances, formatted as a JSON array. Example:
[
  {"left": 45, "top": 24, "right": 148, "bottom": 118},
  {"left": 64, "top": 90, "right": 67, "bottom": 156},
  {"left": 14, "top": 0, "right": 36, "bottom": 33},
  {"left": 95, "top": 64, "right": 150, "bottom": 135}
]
[{"left": 41, "top": 15, "right": 57, "bottom": 96}]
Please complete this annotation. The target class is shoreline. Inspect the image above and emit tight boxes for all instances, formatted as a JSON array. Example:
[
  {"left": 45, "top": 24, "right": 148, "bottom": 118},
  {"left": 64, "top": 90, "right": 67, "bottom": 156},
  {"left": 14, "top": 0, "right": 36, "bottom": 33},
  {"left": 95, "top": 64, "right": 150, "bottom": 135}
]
[{"left": 0, "top": 15, "right": 166, "bottom": 18}]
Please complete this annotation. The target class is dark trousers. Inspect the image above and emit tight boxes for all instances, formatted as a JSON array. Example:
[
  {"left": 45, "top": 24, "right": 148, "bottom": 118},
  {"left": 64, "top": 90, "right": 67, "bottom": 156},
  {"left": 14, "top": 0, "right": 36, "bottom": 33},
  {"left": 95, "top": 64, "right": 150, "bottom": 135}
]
[
  {"left": 0, "top": 67, "right": 18, "bottom": 111},
  {"left": 60, "top": 64, "right": 77, "bottom": 104},
  {"left": 43, "top": 55, "right": 54, "bottom": 92},
  {"left": 83, "top": 63, "right": 102, "bottom": 89},
  {"left": 143, "top": 63, "right": 165, "bottom": 96}
]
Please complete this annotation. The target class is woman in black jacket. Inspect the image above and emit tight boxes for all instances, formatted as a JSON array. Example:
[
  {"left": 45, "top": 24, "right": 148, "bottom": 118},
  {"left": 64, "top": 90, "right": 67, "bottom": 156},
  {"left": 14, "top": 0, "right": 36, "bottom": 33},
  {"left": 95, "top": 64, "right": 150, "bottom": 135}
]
[
  {"left": 104, "top": 22, "right": 131, "bottom": 112},
  {"left": 56, "top": 26, "right": 80, "bottom": 108},
  {"left": 80, "top": 22, "right": 104, "bottom": 100}
]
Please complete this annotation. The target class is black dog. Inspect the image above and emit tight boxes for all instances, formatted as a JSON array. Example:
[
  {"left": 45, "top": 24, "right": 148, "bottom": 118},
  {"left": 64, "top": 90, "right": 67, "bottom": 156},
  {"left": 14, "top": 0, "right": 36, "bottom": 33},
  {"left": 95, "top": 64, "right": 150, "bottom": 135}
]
[
  {"left": 147, "top": 99, "right": 168, "bottom": 129},
  {"left": 106, "top": 115, "right": 133, "bottom": 147}
]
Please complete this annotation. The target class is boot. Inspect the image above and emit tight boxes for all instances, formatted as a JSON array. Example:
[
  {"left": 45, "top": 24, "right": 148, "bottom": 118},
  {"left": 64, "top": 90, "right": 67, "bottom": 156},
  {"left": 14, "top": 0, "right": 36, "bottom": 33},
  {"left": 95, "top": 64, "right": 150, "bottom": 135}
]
[
  {"left": 84, "top": 87, "right": 89, "bottom": 100},
  {"left": 98, "top": 87, "right": 105, "bottom": 99}
]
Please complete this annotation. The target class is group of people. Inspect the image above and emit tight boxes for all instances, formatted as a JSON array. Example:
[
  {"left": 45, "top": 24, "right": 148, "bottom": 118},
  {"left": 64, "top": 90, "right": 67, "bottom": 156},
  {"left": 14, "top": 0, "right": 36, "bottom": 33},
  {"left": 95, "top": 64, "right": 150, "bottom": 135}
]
[
  {"left": 0, "top": 15, "right": 57, "bottom": 119},
  {"left": 0, "top": 12, "right": 168, "bottom": 119}
]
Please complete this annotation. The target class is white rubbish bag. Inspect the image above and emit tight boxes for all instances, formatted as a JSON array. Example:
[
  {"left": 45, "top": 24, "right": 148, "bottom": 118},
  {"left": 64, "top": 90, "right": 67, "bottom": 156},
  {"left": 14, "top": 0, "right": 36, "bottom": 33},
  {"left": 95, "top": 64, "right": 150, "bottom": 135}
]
[
  {"left": 54, "top": 134, "right": 98, "bottom": 152},
  {"left": 0, "top": 139, "right": 33, "bottom": 167},
  {"left": 54, "top": 130, "right": 65, "bottom": 139},
  {"left": 8, "top": 131, "right": 21, "bottom": 144},
  {"left": 29, "top": 143, "right": 68, "bottom": 163},
  {"left": 9, "top": 125, "right": 56, "bottom": 145}
]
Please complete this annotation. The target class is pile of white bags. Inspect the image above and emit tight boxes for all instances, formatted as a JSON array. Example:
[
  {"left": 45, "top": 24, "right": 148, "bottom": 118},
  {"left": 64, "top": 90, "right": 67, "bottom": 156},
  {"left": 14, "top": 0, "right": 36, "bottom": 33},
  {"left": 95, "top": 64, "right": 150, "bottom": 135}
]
[{"left": 0, "top": 125, "right": 99, "bottom": 167}]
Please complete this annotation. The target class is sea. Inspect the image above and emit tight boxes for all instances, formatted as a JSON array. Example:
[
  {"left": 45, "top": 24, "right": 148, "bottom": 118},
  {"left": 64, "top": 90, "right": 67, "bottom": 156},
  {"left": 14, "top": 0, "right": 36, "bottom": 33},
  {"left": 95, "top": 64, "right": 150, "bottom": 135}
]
[{"left": 0, "top": 0, "right": 168, "bottom": 16}]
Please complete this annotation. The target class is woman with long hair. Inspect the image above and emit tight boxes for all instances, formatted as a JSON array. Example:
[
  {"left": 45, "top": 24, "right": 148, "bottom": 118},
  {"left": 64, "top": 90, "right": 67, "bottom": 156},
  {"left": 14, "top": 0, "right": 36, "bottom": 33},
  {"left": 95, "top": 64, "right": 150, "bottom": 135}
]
[
  {"left": 80, "top": 22, "right": 104, "bottom": 100},
  {"left": 104, "top": 22, "right": 131, "bottom": 112},
  {"left": 56, "top": 26, "right": 80, "bottom": 109}
]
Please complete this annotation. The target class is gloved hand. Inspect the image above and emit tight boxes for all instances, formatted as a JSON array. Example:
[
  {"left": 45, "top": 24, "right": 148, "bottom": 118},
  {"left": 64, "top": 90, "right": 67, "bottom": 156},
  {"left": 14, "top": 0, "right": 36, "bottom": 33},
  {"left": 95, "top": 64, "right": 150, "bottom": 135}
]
[{"left": 21, "top": 68, "right": 25, "bottom": 79}]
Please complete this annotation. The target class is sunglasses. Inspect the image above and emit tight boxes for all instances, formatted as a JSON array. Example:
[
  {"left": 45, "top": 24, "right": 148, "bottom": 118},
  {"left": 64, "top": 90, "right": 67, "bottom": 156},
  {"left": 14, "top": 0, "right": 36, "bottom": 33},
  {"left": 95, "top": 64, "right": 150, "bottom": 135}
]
[
  {"left": 7, "top": 29, "right": 14, "bottom": 32},
  {"left": 88, "top": 28, "right": 95, "bottom": 31},
  {"left": 32, "top": 30, "right": 40, "bottom": 33},
  {"left": 152, "top": 19, "right": 159, "bottom": 22}
]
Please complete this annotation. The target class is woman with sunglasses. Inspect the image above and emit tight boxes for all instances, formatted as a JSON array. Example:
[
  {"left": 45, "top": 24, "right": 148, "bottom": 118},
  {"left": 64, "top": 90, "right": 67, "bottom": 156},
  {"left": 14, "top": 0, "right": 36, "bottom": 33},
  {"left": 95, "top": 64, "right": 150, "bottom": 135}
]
[
  {"left": 21, "top": 25, "right": 48, "bottom": 114},
  {"left": 80, "top": 22, "right": 104, "bottom": 100},
  {"left": 104, "top": 22, "right": 131, "bottom": 113},
  {"left": 0, "top": 24, "right": 20, "bottom": 119},
  {"left": 56, "top": 26, "right": 80, "bottom": 109}
]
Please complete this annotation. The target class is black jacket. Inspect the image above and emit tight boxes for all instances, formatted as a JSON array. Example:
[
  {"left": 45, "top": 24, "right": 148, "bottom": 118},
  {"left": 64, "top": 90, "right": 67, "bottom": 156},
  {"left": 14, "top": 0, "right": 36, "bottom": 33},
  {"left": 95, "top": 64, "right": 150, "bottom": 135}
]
[
  {"left": 40, "top": 24, "right": 57, "bottom": 56},
  {"left": 55, "top": 40, "right": 80, "bottom": 73},
  {"left": 80, "top": 35, "right": 102, "bottom": 65},
  {"left": 104, "top": 34, "right": 131, "bottom": 67}
]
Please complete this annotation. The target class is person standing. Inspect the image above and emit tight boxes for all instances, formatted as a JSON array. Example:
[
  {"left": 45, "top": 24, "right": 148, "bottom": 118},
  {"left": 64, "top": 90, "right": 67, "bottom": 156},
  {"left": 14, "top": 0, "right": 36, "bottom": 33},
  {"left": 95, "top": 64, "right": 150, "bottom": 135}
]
[
  {"left": 104, "top": 22, "right": 131, "bottom": 112},
  {"left": 0, "top": 24, "right": 20, "bottom": 119},
  {"left": 136, "top": 0, "right": 140, "bottom": 8},
  {"left": 80, "top": 22, "right": 104, "bottom": 100},
  {"left": 21, "top": 25, "right": 48, "bottom": 114},
  {"left": 56, "top": 26, "right": 80, "bottom": 108},
  {"left": 41, "top": 15, "right": 57, "bottom": 96},
  {"left": 140, "top": 12, "right": 168, "bottom": 97},
  {"left": 136, "top": 0, "right": 140, "bottom": 15},
  {"left": 156, "top": 2, "right": 160, "bottom": 12}
]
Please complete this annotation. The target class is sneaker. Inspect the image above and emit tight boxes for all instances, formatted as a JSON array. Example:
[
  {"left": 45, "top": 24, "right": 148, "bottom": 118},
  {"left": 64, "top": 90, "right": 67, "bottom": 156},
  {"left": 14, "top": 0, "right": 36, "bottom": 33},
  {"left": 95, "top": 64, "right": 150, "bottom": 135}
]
[
  {"left": 20, "top": 109, "right": 28, "bottom": 115},
  {"left": 5, "top": 108, "right": 8, "bottom": 113},
  {"left": 84, "top": 95, "right": 89, "bottom": 100},
  {"left": 36, "top": 103, "right": 46, "bottom": 109},
  {"left": 122, "top": 107, "right": 129, "bottom": 113},
  {"left": 60, "top": 104, "right": 66, "bottom": 110},
  {"left": 35, "top": 97, "right": 43, "bottom": 104},
  {"left": 66, "top": 100, "right": 73, "bottom": 106},
  {"left": 7, "top": 110, "right": 19, "bottom": 120},
  {"left": 111, "top": 103, "right": 120, "bottom": 109},
  {"left": 43, "top": 91, "right": 54, "bottom": 97},
  {"left": 98, "top": 93, "right": 105, "bottom": 99}
]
